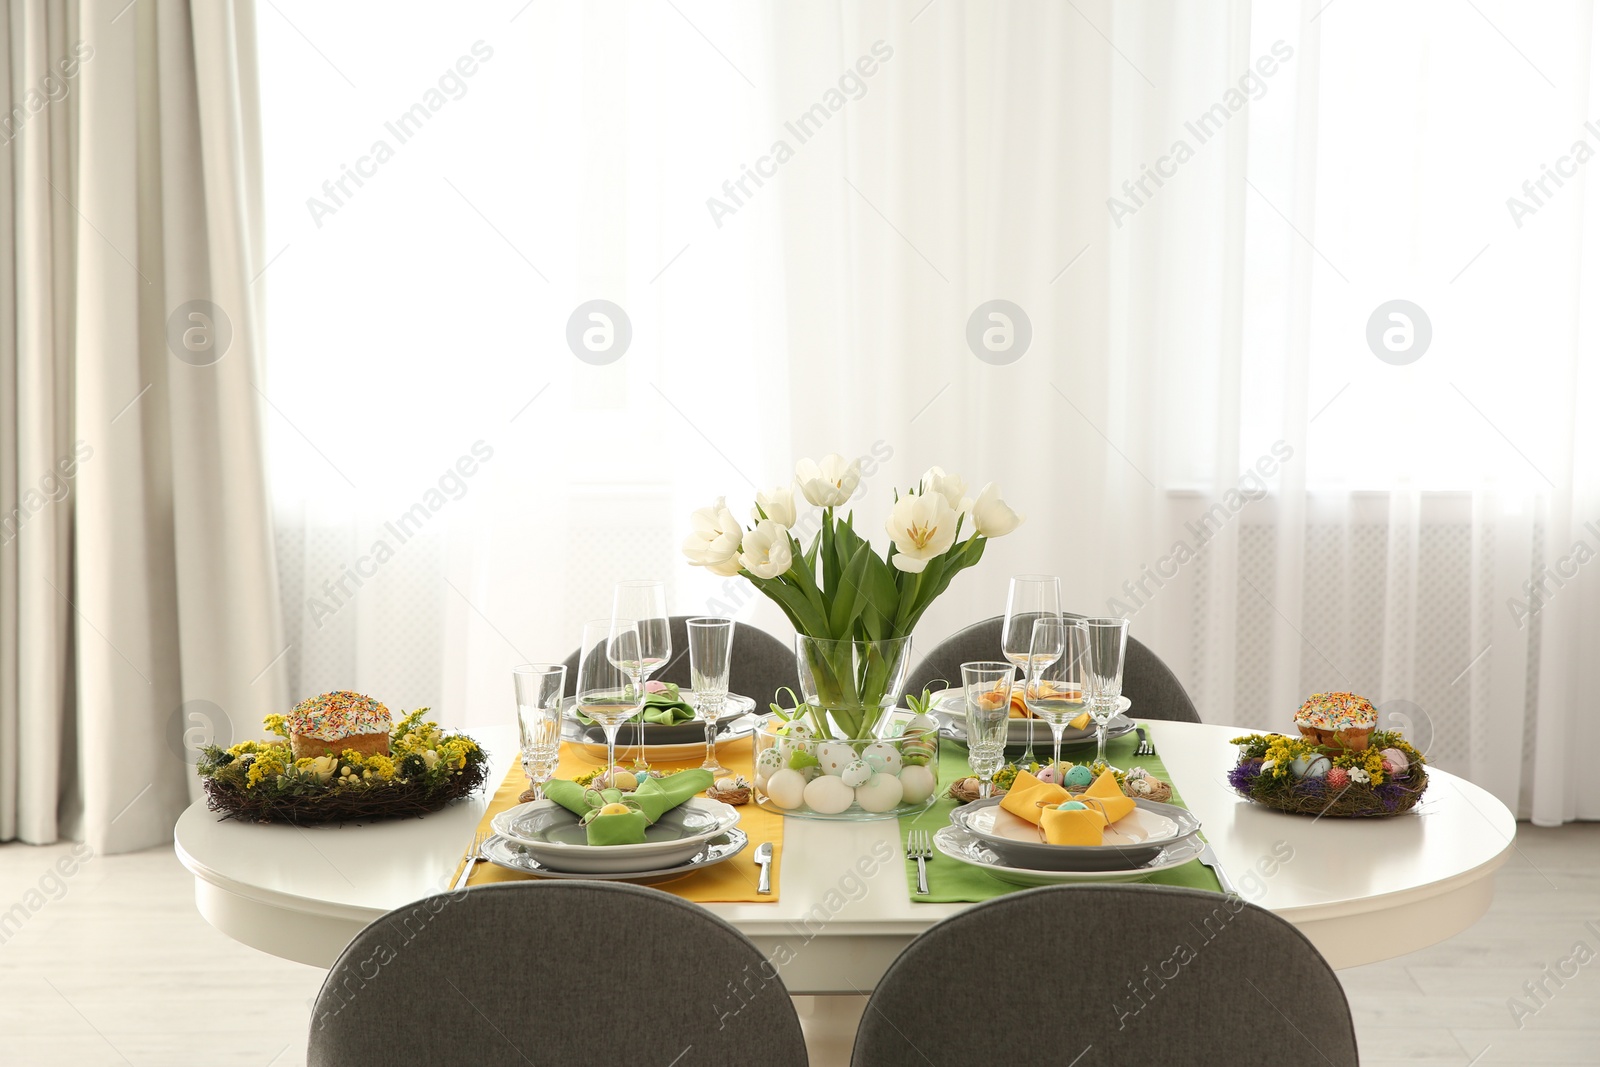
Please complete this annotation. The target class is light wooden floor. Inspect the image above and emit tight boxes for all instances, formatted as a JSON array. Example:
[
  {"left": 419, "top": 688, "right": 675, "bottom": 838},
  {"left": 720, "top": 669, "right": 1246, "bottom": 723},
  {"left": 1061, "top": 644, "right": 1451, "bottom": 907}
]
[{"left": 0, "top": 824, "right": 1595, "bottom": 1065}]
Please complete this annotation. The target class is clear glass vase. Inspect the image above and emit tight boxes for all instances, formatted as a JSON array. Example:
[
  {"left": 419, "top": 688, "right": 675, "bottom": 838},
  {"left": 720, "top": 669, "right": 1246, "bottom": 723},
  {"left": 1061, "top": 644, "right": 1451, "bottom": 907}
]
[{"left": 792, "top": 634, "right": 914, "bottom": 741}]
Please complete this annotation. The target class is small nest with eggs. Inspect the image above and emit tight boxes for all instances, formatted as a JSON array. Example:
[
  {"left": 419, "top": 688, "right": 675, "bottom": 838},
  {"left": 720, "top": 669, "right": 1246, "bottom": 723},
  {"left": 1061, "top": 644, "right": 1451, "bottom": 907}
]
[
  {"left": 946, "top": 773, "right": 1172, "bottom": 805},
  {"left": 707, "top": 777, "right": 751, "bottom": 806}
]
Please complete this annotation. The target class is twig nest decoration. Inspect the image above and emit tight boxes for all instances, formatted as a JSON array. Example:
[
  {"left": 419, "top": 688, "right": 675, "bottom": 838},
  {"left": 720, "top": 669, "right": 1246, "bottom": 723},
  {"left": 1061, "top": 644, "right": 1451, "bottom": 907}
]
[
  {"left": 946, "top": 765, "right": 1173, "bottom": 805},
  {"left": 707, "top": 775, "right": 752, "bottom": 805},
  {"left": 1231, "top": 727, "right": 1427, "bottom": 818}
]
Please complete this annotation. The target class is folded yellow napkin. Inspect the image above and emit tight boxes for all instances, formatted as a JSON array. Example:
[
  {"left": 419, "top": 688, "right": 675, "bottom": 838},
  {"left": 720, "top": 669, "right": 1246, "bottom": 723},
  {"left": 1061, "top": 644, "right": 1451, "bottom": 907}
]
[
  {"left": 1039, "top": 802, "right": 1108, "bottom": 845},
  {"left": 1000, "top": 770, "right": 1069, "bottom": 824},
  {"left": 1076, "top": 768, "right": 1136, "bottom": 824}
]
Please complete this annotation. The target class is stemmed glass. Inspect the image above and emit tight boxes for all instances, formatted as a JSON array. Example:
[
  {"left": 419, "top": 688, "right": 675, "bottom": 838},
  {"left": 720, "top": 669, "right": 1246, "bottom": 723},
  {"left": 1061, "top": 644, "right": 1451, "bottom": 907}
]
[
  {"left": 1021, "top": 618, "right": 1090, "bottom": 775},
  {"left": 513, "top": 663, "right": 566, "bottom": 800},
  {"left": 612, "top": 580, "right": 671, "bottom": 751},
  {"left": 1082, "top": 617, "right": 1130, "bottom": 771},
  {"left": 687, "top": 617, "right": 734, "bottom": 776},
  {"left": 1002, "top": 575, "right": 1064, "bottom": 767},
  {"left": 575, "top": 619, "right": 647, "bottom": 777},
  {"left": 961, "top": 661, "right": 1016, "bottom": 799}
]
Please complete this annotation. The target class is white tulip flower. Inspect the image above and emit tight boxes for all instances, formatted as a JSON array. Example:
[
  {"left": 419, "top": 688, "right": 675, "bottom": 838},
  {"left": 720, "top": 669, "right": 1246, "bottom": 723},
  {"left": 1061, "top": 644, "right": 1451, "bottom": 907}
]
[
  {"left": 885, "top": 491, "right": 961, "bottom": 573},
  {"left": 738, "top": 520, "right": 794, "bottom": 580},
  {"left": 752, "top": 485, "right": 798, "bottom": 527},
  {"left": 795, "top": 454, "right": 862, "bottom": 507},
  {"left": 919, "top": 466, "right": 967, "bottom": 510},
  {"left": 970, "top": 482, "right": 1023, "bottom": 537},
  {"left": 682, "top": 496, "right": 745, "bottom": 577}
]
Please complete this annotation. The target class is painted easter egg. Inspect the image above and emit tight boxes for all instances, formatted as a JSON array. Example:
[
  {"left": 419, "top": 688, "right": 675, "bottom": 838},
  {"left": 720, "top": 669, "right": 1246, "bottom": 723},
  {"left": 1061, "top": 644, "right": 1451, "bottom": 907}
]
[
  {"left": 816, "top": 742, "right": 856, "bottom": 776},
  {"left": 841, "top": 759, "right": 873, "bottom": 787},
  {"left": 1063, "top": 764, "right": 1094, "bottom": 789},
  {"left": 862, "top": 741, "right": 903, "bottom": 776}
]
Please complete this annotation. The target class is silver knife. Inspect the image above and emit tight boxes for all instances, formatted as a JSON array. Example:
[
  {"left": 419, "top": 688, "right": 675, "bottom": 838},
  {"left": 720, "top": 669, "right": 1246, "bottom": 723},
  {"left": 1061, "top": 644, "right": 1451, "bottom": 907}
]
[
  {"left": 1197, "top": 842, "right": 1239, "bottom": 897},
  {"left": 754, "top": 841, "right": 774, "bottom": 894}
]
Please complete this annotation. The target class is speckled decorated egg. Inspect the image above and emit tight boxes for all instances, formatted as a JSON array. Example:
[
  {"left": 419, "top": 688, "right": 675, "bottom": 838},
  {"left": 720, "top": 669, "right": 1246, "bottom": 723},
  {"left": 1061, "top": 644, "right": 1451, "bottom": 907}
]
[
  {"left": 816, "top": 742, "right": 856, "bottom": 776},
  {"left": 803, "top": 774, "right": 856, "bottom": 815},
  {"left": 777, "top": 724, "right": 815, "bottom": 760},
  {"left": 840, "top": 759, "right": 873, "bottom": 787},
  {"left": 1128, "top": 778, "right": 1152, "bottom": 796},
  {"left": 755, "top": 747, "right": 785, "bottom": 786},
  {"left": 1348, "top": 768, "right": 1371, "bottom": 785},
  {"left": 898, "top": 764, "right": 936, "bottom": 803},
  {"left": 1062, "top": 764, "right": 1094, "bottom": 789},
  {"left": 862, "top": 741, "right": 903, "bottom": 775},
  {"left": 1035, "top": 764, "right": 1062, "bottom": 785},
  {"left": 1380, "top": 747, "right": 1409, "bottom": 776},
  {"left": 765, "top": 768, "right": 807, "bottom": 809},
  {"left": 853, "top": 772, "right": 905, "bottom": 813}
]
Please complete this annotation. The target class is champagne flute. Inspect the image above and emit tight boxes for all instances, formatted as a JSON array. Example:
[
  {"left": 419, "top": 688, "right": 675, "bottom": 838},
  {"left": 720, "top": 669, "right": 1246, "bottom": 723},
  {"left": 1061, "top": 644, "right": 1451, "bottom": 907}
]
[
  {"left": 1081, "top": 617, "right": 1130, "bottom": 771},
  {"left": 612, "top": 580, "right": 671, "bottom": 749},
  {"left": 687, "top": 617, "right": 735, "bottom": 776},
  {"left": 575, "top": 619, "right": 646, "bottom": 779},
  {"left": 513, "top": 663, "right": 566, "bottom": 800},
  {"left": 1021, "top": 619, "right": 1090, "bottom": 775},
  {"left": 960, "top": 661, "right": 1016, "bottom": 799},
  {"left": 1002, "top": 575, "right": 1063, "bottom": 767}
]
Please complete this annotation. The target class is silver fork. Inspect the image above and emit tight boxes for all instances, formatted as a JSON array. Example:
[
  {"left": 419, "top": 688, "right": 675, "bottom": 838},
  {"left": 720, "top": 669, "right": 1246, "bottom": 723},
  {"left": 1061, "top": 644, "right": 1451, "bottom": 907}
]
[
  {"left": 452, "top": 830, "right": 486, "bottom": 891},
  {"left": 907, "top": 830, "right": 932, "bottom": 895},
  {"left": 1135, "top": 726, "right": 1155, "bottom": 757}
]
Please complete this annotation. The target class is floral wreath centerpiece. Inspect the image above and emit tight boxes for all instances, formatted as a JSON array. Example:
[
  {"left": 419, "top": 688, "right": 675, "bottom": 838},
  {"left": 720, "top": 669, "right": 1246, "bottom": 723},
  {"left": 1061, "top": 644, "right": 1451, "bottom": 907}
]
[
  {"left": 684, "top": 454, "right": 1022, "bottom": 820},
  {"left": 198, "top": 693, "right": 489, "bottom": 825}
]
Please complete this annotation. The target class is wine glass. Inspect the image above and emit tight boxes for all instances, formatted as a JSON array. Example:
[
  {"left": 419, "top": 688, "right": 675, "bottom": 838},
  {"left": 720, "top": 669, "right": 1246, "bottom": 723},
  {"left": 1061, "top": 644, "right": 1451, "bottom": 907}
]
[
  {"left": 1021, "top": 618, "right": 1090, "bottom": 775},
  {"left": 513, "top": 663, "right": 566, "bottom": 800},
  {"left": 1081, "top": 617, "right": 1130, "bottom": 770},
  {"left": 612, "top": 580, "right": 671, "bottom": 748},
  {"left": 1002, "top": 575, "right": 1063, "bottom": 767},
  {"left": 687, "top": 617, "right": 734, "bottom": 776},
  {"left": 960, "top": 661, "right": 1016, "bottom": 799},
  {"left": 575, "top": 619, "right": 647, "bottom": 779}
]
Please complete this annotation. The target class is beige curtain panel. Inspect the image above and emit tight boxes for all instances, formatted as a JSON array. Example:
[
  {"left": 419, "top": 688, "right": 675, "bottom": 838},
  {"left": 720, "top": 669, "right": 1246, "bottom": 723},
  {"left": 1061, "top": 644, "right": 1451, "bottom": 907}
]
[{"left": 0, "top": 0, "right": 285, "bottom": 853}]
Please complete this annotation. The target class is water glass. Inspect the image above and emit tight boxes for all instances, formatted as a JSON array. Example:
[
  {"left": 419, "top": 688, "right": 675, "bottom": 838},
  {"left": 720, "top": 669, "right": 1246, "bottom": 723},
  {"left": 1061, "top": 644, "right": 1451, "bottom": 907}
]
[
  {"left": 575, "top": 619, "right": 646, "bottom": 776},
  {"left": 513, "top": 663, "right": 566, "bottom": 799},
  {"left": 687, "top": 617, "right": 734, "bottom": 776},
  {"left": 1021, "top": 618, "right": 1090, "bottom": 774},
  {"left": 1081, "top": 617, "right": 1130, "bottom": 769},
  {"left": 961, "top": 661, "right": 1016, "bottom": 799}
]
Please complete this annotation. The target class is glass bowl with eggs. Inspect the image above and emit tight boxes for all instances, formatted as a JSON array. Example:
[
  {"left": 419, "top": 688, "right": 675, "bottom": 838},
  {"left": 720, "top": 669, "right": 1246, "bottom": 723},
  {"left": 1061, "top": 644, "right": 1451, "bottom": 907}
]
[{"left": 751, "top": 710, "right": 941, "bottom": 821}]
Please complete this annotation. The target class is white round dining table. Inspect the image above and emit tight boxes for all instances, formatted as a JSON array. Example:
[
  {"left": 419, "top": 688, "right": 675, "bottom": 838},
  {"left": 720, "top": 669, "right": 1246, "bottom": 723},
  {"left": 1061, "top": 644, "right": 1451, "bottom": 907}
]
[{"left": 175, "top": 717, "right": 1514, "bottom": 1050}]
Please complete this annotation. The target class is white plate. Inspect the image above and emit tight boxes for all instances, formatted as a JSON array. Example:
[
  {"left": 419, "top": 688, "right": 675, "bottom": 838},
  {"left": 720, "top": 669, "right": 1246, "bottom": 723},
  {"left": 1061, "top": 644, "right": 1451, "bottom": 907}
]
[
  {"left": 479, "top": 829, "right": 747, "bottom": 884},
  {"left": 932, "top": 824, "right": 1207, "bottom": 886},
  {"left": 490, "top": 796, "right": 740, "bottom": 874},
  {"left": 561, "top": 713, "right": 759, "bottom": 762}
]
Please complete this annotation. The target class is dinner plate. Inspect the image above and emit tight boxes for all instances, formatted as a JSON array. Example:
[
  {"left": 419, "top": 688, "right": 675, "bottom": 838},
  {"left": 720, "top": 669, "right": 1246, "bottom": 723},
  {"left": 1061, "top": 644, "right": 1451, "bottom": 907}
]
[
  {"left": 561, "top": 713, "right": 759, "bottom": 762},
  {"left": 563, "top": 694, "right": 756, "bottom": 747},
  {"left": 491, "top": 796, "right": 741, "bottom": 874},
  {"left": 949, "top": 796, "right": 1202, "bottom": 871},
  {"left": 933, "top": 824, "right": 1207, "bottom": 887},
  {"left": 479, "top": 828, "right": 748, "bottom": 884},
  {"left": 931, "top": 701, "right": 1136, "bottom": 746}
]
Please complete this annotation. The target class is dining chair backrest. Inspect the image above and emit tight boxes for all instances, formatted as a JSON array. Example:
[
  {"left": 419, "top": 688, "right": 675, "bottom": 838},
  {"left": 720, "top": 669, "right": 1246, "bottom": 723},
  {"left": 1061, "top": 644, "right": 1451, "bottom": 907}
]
[
  {"left": 308, "top": 881, "right": 808, "bottom": 1066},
  {"left": 902, "top": 613, "right": 1202, "bottom": 722},
  {"left": 851, "top": 883, "right": 1357, "bottom": 1065},
  {"left": 562, "top": 615, "right": 799, "bottom": 707}
]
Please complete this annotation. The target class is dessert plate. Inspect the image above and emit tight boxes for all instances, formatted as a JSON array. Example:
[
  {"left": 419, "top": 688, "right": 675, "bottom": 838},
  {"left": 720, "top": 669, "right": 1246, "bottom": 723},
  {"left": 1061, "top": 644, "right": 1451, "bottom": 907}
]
[
  {"left": 480, "top": 829, "right": 747, "bottom": 884},
  {"left": 491, "top": 796, "right": 740, "bottom": 874},
  {"left": 949, "top": 796, "right": 1202, "bottom": 871},
  {"left": 933, "top": 824, "right": 1206, "bottom": 887}
]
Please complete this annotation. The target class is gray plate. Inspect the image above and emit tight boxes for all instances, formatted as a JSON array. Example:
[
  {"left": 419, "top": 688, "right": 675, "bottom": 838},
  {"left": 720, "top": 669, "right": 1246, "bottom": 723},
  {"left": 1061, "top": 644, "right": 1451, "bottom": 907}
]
[
  {"left": 480, "top": 828, "right": 748, "bottom": 884},
  {"left": 949, "top": 796, "right": 1202, "bottom": 871},
  {"left": 933, "top": 707, "right": 1137, "bottom": 747},
  {"left": 563, "top": 694, "right": 755, "bottom": 746},
  {"left": 933, "top": 825, "right": 1206, "bottom": 887},
  {"left": 491, "top": 796, "right": 740, "bottom": 873}
]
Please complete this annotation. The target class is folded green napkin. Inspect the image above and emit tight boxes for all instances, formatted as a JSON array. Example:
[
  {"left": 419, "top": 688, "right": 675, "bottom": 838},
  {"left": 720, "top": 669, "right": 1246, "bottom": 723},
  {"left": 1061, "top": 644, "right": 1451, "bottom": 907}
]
[
  {"left": 542, "top": 769, "right": 715, "bottom": 845},
  {"left": 575, "top": 683, "right": 697, "bottom": 726}
]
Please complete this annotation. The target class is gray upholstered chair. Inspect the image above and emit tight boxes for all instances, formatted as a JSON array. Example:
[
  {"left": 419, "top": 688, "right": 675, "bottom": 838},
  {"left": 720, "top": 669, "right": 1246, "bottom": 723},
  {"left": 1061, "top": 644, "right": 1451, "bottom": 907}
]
[
  {"left": 903, "top": 613, "right": 1202, "bottom": 723},
  {"left": 851, "top": 884, "right": 1358, "bottom": 1066},
  {"left": 562, "top": 615, "right": 799, "bottom": 706},
  {"left": 308, "top": 882, "right": 807, "bottom": 1066}
]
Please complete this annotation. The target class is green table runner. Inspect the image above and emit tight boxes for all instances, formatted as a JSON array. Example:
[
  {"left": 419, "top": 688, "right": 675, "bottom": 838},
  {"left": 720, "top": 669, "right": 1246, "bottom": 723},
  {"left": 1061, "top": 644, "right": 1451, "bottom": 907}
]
[{"left": 900, "top": 729, "right": 1223, "bottom": 902}]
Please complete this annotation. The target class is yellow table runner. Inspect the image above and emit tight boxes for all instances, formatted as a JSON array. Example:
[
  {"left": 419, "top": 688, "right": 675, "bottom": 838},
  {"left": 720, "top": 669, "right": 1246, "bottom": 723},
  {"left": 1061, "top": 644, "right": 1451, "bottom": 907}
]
[{"left": 460, "top": 735, "right": 782, "bottom": 901}]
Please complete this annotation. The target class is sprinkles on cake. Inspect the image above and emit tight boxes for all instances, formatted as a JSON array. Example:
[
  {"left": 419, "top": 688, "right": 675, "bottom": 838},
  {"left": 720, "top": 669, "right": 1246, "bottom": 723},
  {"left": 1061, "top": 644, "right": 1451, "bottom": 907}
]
[
  {"left": 289, "top": 691, "right": 392, "bottom": 741},
  {"left": 1294, "top": 691, "right": 1377, "bottom": 730}
]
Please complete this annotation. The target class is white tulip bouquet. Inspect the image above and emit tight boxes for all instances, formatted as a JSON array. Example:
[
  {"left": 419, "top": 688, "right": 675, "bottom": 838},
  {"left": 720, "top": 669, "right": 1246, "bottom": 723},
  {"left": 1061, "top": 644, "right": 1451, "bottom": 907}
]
[{"left": 683, "top": 454, "right": 1022, "bottom": 738}]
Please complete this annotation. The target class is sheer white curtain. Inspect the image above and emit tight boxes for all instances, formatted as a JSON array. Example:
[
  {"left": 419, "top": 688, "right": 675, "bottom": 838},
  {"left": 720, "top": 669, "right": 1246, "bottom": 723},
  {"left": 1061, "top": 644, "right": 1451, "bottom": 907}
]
[{"left": 260, "top": 0, "right": 1598, "bottom": 823}]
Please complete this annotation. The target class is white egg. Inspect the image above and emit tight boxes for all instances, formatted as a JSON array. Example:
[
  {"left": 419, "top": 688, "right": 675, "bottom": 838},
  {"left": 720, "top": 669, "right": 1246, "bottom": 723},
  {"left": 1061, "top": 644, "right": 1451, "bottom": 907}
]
[
  {"left": 862, "top": 741, "right": 902, "bottom": 775},
  {"left": 816, "top": 742, "right": 855, "bottom": 776},
  {"left": 803, "top": 774, "right": 856, "bottom": 815},
  {"left": 854, "top": 772, "right": 905, "bottom": 813},
  {"left": 840, "top": 759, "right": 873, "bottom": 787},
  {"left": 764, "top": 768, "right": 807, "bottom": 809},
  {"left": 898, "top": 764, "right": 937, "bottom": 804}
]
